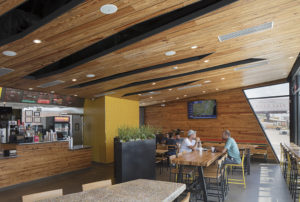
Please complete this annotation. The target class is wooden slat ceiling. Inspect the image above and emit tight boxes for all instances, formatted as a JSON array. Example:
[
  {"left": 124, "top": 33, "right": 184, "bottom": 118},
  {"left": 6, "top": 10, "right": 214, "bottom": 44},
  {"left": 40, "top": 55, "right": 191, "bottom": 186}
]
[
  {"left": 0, "top": 0, "right": 25, "bottom": 16},
  {"left": 0, "top": 0, "right": 299, "bottom": 106}
]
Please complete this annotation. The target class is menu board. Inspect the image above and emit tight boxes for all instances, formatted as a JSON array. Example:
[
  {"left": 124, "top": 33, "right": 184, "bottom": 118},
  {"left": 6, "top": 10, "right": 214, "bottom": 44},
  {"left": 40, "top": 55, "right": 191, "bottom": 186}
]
[
  {"left": 0, "top": 87, "right": 84, "bottom": 107},
  {"left": 3, "top": 88, "right": 23, "bottom": 102}
]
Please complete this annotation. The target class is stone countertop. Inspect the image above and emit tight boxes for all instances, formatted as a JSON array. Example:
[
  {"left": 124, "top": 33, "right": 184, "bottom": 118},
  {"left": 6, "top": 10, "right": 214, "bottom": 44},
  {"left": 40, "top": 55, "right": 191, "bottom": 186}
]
[
  {"left": 38, "top": 179, "right": 186, "bottom": 202},
  {"left": 69, "top": 145, "right": 91, "bottom": 150}
]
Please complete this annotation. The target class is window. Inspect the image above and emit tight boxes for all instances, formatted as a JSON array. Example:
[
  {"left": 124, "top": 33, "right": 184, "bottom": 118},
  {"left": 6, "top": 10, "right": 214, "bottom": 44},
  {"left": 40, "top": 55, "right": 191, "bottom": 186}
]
[{"left": 244, "top": 83, "right": 290, "bottom": 160}]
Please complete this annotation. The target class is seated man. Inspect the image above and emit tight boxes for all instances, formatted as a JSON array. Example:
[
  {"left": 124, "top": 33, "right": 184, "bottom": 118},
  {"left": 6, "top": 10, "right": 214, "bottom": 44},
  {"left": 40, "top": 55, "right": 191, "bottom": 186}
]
[
  {"left": 166, "top": 132, "right": 177, "bottom": 156},
  {"left": 175, "top": 131, "right": 184, "bottom": 145},
  {"left": 216, "top": 130, "right": 241, "bottom": 164},
  {"left": 180, "top": 130, "right": 201, "bottom": 153}
]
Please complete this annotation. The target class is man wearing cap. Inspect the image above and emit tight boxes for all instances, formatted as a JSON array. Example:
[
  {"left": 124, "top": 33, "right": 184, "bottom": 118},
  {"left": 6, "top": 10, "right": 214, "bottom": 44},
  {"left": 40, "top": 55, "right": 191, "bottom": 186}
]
[
  {"left": 179, "top": 129, "right": 201, "bottom": 153},
  {"left": 216, "top": 129, "right": 241, "bottom": 164}
]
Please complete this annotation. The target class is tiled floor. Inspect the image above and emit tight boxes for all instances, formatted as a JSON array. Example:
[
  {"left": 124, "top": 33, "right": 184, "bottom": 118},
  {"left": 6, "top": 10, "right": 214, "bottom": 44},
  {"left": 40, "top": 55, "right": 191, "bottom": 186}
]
[{"left": 0, "top": 162, "right": 292, "bottom": 202}]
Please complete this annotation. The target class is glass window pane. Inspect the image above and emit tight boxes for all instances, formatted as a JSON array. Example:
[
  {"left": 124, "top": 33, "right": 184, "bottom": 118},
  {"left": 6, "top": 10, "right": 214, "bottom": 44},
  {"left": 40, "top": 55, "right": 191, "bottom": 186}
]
[{"left": 244, "top": 83, "right": 289, "bottom": 98}]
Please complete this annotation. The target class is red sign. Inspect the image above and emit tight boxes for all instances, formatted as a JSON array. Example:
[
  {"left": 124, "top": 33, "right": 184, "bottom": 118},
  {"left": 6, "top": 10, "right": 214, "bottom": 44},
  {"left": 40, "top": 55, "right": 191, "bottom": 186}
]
[
  {"left": 37, "top": 99, "right": 50, "bottom": 104},
  {"left": 54, "top": 116, "right": 70, "bottom": 122}
]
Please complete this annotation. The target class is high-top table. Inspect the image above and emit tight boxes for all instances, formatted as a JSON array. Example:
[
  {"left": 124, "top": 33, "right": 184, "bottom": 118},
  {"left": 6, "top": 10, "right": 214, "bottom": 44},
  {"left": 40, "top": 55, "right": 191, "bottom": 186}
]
[
  {"left": 285, "top": 143, "right": 300, "bottom": 159},
  {"left": 170, "top": 150, "right": 223, "bottom": 202},
  {"left": 38, "top": 179, "right": 186, "bottom": 202}
]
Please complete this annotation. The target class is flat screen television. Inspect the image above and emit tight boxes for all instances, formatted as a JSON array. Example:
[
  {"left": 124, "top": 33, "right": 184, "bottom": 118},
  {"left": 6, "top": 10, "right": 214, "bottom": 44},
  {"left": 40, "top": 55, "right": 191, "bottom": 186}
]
[{"left": 188, "top": 100, "right": 217, "bottom": 119}]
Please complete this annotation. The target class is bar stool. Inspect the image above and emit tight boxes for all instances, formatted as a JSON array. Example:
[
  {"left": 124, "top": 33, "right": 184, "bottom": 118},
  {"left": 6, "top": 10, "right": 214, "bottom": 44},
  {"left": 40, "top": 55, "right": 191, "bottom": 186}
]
[{"left": 225, "top": 152, "right": 246, "bottom": 189}]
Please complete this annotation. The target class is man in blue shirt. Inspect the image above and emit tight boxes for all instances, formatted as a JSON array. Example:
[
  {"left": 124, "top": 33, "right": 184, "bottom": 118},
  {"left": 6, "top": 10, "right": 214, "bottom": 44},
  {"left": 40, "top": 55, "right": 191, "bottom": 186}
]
[{"left": 217, "top": 130, "right": 241, "bottom": 164}]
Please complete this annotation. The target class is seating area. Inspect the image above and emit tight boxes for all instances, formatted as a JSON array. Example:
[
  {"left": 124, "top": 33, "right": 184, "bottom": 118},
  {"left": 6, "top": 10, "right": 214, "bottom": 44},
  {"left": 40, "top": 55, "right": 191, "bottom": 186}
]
[{"left": 1, "top": 0, "right": 300, "bottom": 202}]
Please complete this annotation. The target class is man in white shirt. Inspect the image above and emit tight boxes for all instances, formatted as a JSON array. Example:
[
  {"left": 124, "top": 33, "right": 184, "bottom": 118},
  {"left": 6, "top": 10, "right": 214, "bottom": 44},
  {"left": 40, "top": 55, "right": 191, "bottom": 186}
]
[{"left": 179, "top": 130, "right": 201, "bottom": 153}]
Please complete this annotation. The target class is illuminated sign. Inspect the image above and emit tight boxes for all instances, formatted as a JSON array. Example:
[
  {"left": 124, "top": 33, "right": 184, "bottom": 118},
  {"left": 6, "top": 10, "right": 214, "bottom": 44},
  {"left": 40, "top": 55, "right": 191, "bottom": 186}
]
[{"left": 54, "top": 116, "right": 70, "bottom": 122}]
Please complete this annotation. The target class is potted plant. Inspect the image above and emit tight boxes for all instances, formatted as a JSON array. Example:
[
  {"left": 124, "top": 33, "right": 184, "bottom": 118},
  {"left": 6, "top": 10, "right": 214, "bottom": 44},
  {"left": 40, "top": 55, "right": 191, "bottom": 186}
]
[{"left": 114, "top": 125, "right": 160, "bottom": 183}]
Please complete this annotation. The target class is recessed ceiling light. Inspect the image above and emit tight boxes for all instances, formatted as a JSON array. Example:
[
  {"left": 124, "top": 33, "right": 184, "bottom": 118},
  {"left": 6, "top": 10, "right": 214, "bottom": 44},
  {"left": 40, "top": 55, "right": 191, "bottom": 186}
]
[
  {"left": 172, "top": 66, "right": 178, "bottom": 70},
  {"left": 191, "top": 45, "right": 198, "bottom": 49},
  {"left": 204, "top": 59, "right": 210, "bottom": 63},
  {"left": 168, "top": 88, "right": 172, "bottom": 91},
  {"left": 289, "top": 56, "right": 294, "bottom": 59},
  {"left": 138, "top": 94, "right": 142, "bottom": 96},
  {"left": 100, "top": 4, "right": 118, "bottom": 14},
  {"left": 202, "top": 91, "right": 206, "bottom": 93},
  {"left": 152, "top": 82, "right": 156, "bottom": 85},
  {"left": 204, "top": 80, "right": 211, "bottom": 83},
  {"left": 216, "top": 88, "right": 219, "bottom": 90},
  {"left": 184, "top": 95, "right": 187, "bottom": 97},
  {"left": 50, "top": 91, "right": 55, "bottom": 93},
  {"left": 221, "top": 77, "right": 225, "bottom": 80},
  {"left": 72, "top": 78, "right": 77, "bottom": 82},
  {"left": 165, "top": 51, "right": 176, "bottom": 56},
  {"left": 150, "top": 96, "right": 153, "bottom": 99},
  {"left": 28, "top": 88, "right": 33, "bottom": 90},
  {"left": 176, "top": 97, "right": 179, "bottom": 100},
  {"left": 86, "top": 74, "right": 95, "bottom": 78},
  {"left": 74, "top": 94, "right": 78, "bottom": 97},
  {"left": 33, "top": 39, "right": 42, "bottom": 44},
  {"left": 162, "top": 100, "right": 166, "bottom": 102},
  {"left": 161, "top": 104, "right": 166, "bottom": 107},
  {"left": 2, "top": 51, "right": 17, "bottom": 56}
]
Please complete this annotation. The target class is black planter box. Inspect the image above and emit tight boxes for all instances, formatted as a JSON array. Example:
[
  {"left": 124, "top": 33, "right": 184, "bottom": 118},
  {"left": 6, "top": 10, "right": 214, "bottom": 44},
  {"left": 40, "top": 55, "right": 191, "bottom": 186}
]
[{"left": 114, "top": 138, "right": 155, "bottom": 183}]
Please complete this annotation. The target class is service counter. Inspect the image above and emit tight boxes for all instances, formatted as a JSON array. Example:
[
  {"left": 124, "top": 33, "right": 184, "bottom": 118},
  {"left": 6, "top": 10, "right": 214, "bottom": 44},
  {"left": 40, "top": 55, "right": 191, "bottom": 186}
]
[{"left": 0, "top": 141, "right": 92, "bottom": 189}]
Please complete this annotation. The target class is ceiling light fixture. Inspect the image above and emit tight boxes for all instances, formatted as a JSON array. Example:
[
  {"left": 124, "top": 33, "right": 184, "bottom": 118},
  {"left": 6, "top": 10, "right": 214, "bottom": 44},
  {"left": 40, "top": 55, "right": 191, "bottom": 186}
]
[
  {"left": 28, "top": 88, "right": 33, "bottom": 90},
  {"left": 2, "top": 50, "right": 17, "bottom": 56},
  {"left": 184, "top": 95, "right": 187, "bottom": 97},
  {"left": 162, "top": 100, "right": 166, "bottom": 102},
  {"left": 150, "top": 96, "right": 153, "bottom": 99},
  {"left": 152, "top": 82, "right": 156, "bottom": 85},
  {"left": 216, "top": 88, "right": 219, "bottom": 90},
  {"left": 204, "top": 59, "right": 209, "bottom": 63},
  {"left": 74, "top": 94, "right": 78, "bottom": 96},
  {"left": 204, "top": 80, "right": 211, "bottom": 83},
  {"left": 165, "top": 51, "right": 176, "bottom": 56},
  {"left": 86, "top": 74, "right": 95, "bottom": 78},
  {"left": 289, "top": 56, "right": 294, "bottom": 59},
  {"left": 138, "top": 94, "right": 142, "bottom": 96},
  {"left": 72, "top": 78, "right": 77, "bottom": 82},
  {"left": 161, "top": 104, "right": 166, "bottom": 107},
  {"left": 191, "top": 45, "right": 198, "bottom": 49},
  {"left": 172, "top": 66, "right": 178, "bottom": 70},
  {"left": 33, "top": 39, "right": 42, "bottom": 44},
  {"left": 221, "top": 77, "right": 225, "bottom": 80},
  {"left": 176, "top": 97, "right": 179, "bottom": 100},
  {"left": 202, "top": 91, "right": 206, "bottom": 93},
  {"left": 100, "top": 4, "right": 118, "bottom": 14},
  {"left": 50, "top": 91, "right": 55, "bottom": 93},
  {"left": 168, "top": 88, "right": 172, "bottom": 91}
]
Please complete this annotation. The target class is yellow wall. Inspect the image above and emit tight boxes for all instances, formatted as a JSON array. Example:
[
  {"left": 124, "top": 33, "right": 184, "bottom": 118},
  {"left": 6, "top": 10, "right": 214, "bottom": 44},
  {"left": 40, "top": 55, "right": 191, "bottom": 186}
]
[
  {"left": 105, "top": 96, "right": 139, "bottom": 163},
  {"left": 83, "top": 96, "right": 139, "bottom": 163},
  {"left": 83, "top": 97, "right": 106, "bottom": 162}
]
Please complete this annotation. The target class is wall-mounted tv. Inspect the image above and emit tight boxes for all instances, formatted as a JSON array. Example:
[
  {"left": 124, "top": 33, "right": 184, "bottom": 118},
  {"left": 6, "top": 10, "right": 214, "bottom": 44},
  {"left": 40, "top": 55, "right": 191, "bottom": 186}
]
[{"left": 188, "top": 100, "right": 217, "bottom": 119}]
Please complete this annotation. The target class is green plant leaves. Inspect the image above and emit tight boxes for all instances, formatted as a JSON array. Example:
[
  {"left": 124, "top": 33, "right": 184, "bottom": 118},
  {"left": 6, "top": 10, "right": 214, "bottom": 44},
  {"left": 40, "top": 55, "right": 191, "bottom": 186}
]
[{"left": 117, "top": 125, "right": 161, "bottom": 142}]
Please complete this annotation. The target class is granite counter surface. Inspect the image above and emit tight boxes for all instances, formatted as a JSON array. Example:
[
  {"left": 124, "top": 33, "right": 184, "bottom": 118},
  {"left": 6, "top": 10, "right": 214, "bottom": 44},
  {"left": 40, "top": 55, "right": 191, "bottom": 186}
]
[{"left": 38, "top": 179, "right": 186, "bottom": 202}]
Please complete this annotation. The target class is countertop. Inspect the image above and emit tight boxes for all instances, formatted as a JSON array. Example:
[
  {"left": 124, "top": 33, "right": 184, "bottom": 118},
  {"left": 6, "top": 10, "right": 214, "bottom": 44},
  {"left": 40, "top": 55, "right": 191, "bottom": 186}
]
[
  {"left": 0, "top": 155, "right": 17, "bottom": 160},
  {"left": 17, "top": 140, "right": 68, "bottom": 145},
  {"left": 38, "top": 179, "right": 186, "bottom": 202},
  {"left": 69, "top": 145, "right": 91, "bottom": 150}
]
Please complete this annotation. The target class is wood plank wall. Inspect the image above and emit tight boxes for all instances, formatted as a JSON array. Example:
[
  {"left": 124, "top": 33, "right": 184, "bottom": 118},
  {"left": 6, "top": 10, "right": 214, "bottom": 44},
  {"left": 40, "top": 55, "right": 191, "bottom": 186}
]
[
  {"left": 0, "top": 142, "right": 91, "bottom": 188},
  {"left": 144, "top": 88, "right": 276, "bottom": 160}
]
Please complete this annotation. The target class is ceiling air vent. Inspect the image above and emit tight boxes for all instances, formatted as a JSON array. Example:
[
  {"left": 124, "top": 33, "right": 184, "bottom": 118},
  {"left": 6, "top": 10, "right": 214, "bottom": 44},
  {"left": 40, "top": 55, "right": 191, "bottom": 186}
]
[
  {"left": 38, "top": 80, "right": 65, "bottom": 88},
  {"left": 177, "top": 84, "right": 202, "bottom": 90},
  {"left": 234, "top": 60, "right": 268, "bottom": 71},
  {"left": 94, "top": 91, "right": 115, "bottom": 98},
  {"left": 0, "top": 67, "right": 14, "bottom": 76},
  {"left": 218, "top": 22, "right": 273, "bottom": 42}
]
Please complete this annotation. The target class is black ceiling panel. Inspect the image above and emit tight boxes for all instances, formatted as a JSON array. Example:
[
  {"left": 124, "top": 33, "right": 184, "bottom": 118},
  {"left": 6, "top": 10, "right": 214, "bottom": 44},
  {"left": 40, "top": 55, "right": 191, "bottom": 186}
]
[
  {"left": 68, "top": 53, "right": 212, "bottom": 88},
  {"left": 25, "top": 0, "right": 237, "bottom": 80},
  {"left": 123, "top": 79, "right": 200, "bottom": 97},
  {"left": 0, "top": 0, "right": 84, "bottom": 46}
]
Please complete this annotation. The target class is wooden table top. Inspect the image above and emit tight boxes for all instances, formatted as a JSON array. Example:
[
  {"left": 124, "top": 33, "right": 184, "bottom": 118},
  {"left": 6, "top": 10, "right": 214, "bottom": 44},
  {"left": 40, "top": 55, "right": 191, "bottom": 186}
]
[
  {"left": 156, "top": 149, "right": 168, "bottom": 154},
  {"left": 170, "top": 150, "right": 224, "bottom": 167},
  {"left": 38, "top": 179, "right": 186, "bottom": 202}
]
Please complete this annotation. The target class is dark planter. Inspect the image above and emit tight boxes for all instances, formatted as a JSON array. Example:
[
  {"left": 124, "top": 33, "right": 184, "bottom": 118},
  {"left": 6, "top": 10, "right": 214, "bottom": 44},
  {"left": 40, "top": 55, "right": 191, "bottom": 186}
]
[{"left": 114, "top": 138, "right": 155, "bottom": 183}]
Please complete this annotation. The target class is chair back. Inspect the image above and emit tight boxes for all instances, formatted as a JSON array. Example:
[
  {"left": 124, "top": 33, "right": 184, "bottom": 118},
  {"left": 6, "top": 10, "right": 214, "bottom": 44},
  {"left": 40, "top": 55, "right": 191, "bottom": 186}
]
[
  {"left": 22, "top": 189, "right": 63, "bottom": 202},
  {"left": 241, "top": 151, "right": 245, "bottom": 164},
  {"left": 181, "top": 192, "right": 190, "bottom": 202},
  {"left": 82, "top": 179, "right": 112, "bottom": 191}
]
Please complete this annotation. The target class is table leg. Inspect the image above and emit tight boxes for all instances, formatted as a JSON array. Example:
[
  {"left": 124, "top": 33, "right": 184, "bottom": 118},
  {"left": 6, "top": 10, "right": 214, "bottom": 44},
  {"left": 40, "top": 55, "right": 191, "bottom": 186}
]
[
  {"left": 198, "top": 166, "right": 208, "bottom": 202},
  {"left": 177, "top": 165, "right": 183, "bottom": 183},
  {"left": 247, "top": 148, "right": 250, "bottom": 175}
]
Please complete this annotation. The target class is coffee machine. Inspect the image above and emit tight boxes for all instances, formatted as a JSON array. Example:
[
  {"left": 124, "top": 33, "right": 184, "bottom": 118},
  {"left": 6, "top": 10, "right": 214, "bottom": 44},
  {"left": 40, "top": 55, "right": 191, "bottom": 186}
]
[{"left": 8, "top": 121, "right": 18, "bottom": 143}]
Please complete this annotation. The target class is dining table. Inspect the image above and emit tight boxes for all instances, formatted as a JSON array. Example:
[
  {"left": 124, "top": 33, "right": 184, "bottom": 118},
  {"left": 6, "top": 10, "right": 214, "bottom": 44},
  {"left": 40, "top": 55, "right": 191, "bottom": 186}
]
[
  {"left": 37, "top": 179, "right": 186, "bottom": 202},
  {"left": 170, "top": 149, "right": 223, "bottom": 202},
  {"left": 156, "top": 149, "right": 168, "bottom": 155}
]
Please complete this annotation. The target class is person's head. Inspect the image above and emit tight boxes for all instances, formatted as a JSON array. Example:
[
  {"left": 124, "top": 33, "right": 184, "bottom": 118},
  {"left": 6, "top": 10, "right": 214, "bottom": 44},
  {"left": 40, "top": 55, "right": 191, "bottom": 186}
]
[
  {"left": 187, "top": 130, "right": 196, "bottom": 139},
  {"left": 222, "top": 129, "right": 231, "bottom": 140},
  {"left": 165, "top": 133, "right": 169, "bottom": 138},
  {"left": 168, "top": 132, "right": 174, "bottom": 139},
  {"left": 176, "top": 134, "right": 181, "bottom": 139}
]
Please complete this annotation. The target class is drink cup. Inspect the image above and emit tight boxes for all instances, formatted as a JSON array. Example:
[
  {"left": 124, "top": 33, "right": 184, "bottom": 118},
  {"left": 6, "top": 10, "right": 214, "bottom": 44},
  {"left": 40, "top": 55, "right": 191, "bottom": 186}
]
[{"left": 211, "top": 147, "right": 215, "bottom": 152}]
